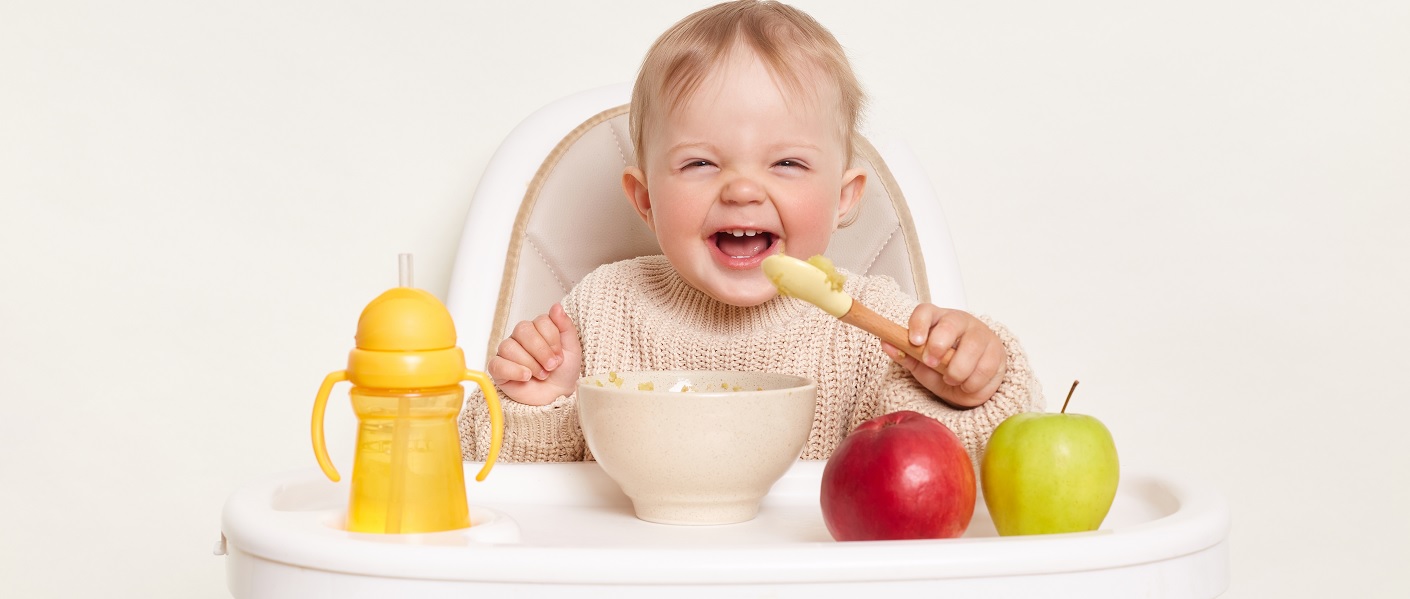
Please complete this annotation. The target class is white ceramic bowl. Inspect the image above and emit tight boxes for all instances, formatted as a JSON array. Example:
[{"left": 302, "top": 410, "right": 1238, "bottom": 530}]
[{"left": 577, "top": 370, "right": 817, "bottom": 525}]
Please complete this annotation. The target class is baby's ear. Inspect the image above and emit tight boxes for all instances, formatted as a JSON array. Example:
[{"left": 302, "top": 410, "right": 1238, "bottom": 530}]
[
  {"left": 622, "top": 166, "right": 655, "bottom": 231},
  {"left": 837, "top": 167, "right": 867, "bottom": 225}
]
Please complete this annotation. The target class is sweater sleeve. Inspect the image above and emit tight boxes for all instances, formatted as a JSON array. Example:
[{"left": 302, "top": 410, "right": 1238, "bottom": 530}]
[{"left": 459, "top": 389, "right": 585, "bottom": 462}]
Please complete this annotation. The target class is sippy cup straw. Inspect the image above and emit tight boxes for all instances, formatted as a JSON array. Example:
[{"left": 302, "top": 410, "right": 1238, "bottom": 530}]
[
  {"left": 398, "top": 253, "right": 413, "bottom": 288},
  {"left": 386, "top": 253, "right": 415, "bottom": 532}
]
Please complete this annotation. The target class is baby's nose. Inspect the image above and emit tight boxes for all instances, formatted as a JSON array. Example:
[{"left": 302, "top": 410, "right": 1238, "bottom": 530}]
[{"left": 720, "top": 174, "right": 766, "bottom": 205}]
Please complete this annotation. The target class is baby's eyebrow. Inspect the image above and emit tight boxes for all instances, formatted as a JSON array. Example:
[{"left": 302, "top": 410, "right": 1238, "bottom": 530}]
[
  {"left": 668, "top": 141, "right": 717, "bottom": 154},
  {"left": 766, "top": 142, "right": 821, "bottom": 154}
]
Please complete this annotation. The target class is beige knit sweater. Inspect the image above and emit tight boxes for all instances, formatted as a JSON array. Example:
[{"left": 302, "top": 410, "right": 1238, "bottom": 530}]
[{"left": 459, "top": 255, "right": 1044, "bottom": 464}]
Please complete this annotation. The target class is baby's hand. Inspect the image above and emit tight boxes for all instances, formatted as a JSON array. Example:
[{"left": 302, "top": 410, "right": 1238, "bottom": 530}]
[
  {"left": 880, "top": 305, "right": 1006, "bottom": 409},
  {"left": 487, "top": 303, "right": 583, "bottom": 406}
]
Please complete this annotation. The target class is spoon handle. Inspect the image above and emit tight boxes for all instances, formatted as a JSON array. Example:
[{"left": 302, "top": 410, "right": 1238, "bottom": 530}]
[{"left": 840, "top": 301, "right": 956, "bottom": 367}]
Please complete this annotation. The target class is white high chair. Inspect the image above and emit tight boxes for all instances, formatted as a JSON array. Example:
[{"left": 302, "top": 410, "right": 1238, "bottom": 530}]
[
  {"left": 444, "top": 82, "right": 967, "bottom": 368},
  {"left": 219, "top": 84, "right": 1230, "bottom": 599}
]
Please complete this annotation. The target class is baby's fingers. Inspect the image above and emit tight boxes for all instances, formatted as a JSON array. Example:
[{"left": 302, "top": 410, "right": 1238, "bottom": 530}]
[
  {"left": 511, "top": 316, "right": 563, "bottom": 372},
  {"left": 907, "top": 304, "right": 944, "bottom": 346},
  {"left": 941, "top": 335, "right": 986, "bottom": 388},
  {"left": 488, "top": 350, "right": 534, "bottom": 384},
  {"left": 970, "top": 340, "right": 1007, "bottom": 394},
  {"left": 915, "top": 314, "right": 963, "bottom": 369},
  {"left": 548, "top": 303, "right": 582, "bottom": 355},
  {"left": 952, "top": 337, "right": 1006, "bottom": 395},
  {"left": 500, "top": 337, "right": 553, "bottom": 381}
]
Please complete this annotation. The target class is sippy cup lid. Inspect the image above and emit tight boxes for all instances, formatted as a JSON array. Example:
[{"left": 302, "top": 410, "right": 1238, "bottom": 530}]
[
  {"left": 344, "top": 259, "right": 468, "bottom": 389},
  {"left": 355, "top": 287, "right": 457, "bottom": 351}
]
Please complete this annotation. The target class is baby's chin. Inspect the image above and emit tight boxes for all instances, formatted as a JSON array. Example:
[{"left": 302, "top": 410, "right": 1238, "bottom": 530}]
[{"left": 698, "top": 280, "right": 779, "bottom": 308}]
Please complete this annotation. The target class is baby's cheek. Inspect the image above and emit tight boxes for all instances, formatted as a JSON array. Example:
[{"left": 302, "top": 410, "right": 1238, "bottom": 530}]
[{"left": 780, "top": 214, "right": 833, "bottom": 254}]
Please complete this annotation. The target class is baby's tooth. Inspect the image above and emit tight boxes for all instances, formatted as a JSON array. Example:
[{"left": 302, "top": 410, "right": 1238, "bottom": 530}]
[
  {"left": 745, "top": 230, "right": 757, "bottom": 236},
  {"left": 731, "top": 229, "right": 744, "bottom": 237}
]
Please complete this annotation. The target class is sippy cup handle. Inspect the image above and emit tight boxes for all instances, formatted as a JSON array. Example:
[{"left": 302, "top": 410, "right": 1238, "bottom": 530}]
[
  {"left": 464, "top": 369, "right": 503, "bottom": 481},
  {"left": 312, "top": 370, "right": 348, "bottom": 482}
]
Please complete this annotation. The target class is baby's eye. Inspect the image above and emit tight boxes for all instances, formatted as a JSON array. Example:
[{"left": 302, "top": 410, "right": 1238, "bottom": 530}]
[
  {"left": 774, "top": 159, "right": 807, "bottom": 169},
  {"left": 682, "top": 160, "right": 716, "bottom": 169}
]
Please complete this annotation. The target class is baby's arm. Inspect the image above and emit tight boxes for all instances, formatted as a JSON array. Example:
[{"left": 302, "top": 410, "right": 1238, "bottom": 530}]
[
  {"left": 459, "top": 297, "right": 591, "bottom": 463},
  {"left": 871, "top": 316, "right": 1044, "bottom": 463},
  {"left": 846, "top": 277, "right": 1043, "bottom": 462}
]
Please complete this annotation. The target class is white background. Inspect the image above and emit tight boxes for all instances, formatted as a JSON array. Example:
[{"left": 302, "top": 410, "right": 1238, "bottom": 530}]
[{"left": 2, "top": 1, "right": 1406, "bottom": 597}]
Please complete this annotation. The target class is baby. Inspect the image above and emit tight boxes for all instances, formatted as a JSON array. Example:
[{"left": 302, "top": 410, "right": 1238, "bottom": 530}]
[{"left": 460, "top": 0, "right": 1042, "bottom": 463}]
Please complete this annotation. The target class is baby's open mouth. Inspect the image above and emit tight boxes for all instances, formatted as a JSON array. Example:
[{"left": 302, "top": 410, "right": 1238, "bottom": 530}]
[{"left": 713, "top": 229, "right": 777, "bottom": 259}]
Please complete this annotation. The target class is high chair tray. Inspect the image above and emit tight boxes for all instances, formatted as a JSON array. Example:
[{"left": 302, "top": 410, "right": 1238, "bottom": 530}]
[{"left": 220, "top": 460, "right": 1229, "bottom": 598}]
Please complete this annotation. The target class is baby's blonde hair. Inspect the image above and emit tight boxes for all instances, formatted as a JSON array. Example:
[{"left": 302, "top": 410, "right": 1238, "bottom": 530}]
[{"left": 629, "top": 0, "right": 865, "bottom": 169}]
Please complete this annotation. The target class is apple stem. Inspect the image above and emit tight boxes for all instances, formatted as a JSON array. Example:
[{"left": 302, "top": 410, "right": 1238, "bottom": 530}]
[{"left": 1061, "top": 380, "right": 1079, "bottom": 414}]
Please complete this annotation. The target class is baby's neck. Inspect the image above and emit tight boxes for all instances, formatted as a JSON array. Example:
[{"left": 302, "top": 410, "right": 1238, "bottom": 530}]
[{"left": 633, "top": 256, "right": 811, "bottom": 336}]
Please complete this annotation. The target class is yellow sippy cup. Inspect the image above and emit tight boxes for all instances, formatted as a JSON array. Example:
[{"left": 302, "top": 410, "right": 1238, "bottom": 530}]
[{"left": 310, "top": 255, "right": 503, "bottom": 534}]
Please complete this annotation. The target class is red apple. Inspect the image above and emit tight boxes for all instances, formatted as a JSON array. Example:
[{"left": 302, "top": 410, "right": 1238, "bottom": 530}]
[{"left": 820, "top": 411, "right": 976, "bottom": 541}]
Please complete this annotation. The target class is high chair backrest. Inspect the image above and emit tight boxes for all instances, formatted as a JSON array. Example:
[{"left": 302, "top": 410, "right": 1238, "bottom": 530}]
[{"left": 446, "top": 83, "right": 966, "bottom": 367}]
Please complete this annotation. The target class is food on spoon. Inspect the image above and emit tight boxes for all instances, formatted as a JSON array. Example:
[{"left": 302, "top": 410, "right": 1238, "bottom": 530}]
[{"left": 806, "top": 255, "right": 846, "bottom": 292}]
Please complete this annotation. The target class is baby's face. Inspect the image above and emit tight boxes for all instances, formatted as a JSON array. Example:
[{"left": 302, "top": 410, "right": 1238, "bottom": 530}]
[{"left": 627, "top": 48, "right": 863, "bottom": 307}]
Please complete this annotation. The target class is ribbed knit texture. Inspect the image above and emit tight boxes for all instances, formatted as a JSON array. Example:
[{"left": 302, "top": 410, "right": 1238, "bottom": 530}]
[{"left": 460, "top": 255, "right": 1044, "bottom": 465}]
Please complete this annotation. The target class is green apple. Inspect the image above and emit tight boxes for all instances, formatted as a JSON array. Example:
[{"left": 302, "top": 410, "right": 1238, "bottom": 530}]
[{"left": 980, "top": 381, "right": 1119, "bottom": 536}]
